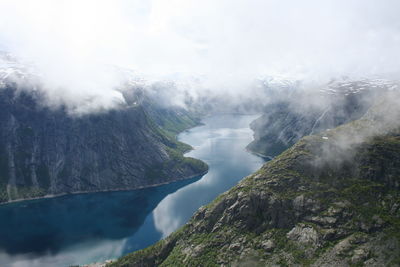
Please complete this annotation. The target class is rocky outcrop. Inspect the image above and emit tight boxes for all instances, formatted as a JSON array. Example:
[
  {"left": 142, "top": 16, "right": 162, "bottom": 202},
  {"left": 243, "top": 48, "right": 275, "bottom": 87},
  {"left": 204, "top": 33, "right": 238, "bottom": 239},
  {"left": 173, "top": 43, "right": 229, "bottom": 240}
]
[
  {"left": 0, "top": 85, "right": 208, "bottom": 203},
  {"left": 109, "top": 93, "right": 400, "bottom": 266}
]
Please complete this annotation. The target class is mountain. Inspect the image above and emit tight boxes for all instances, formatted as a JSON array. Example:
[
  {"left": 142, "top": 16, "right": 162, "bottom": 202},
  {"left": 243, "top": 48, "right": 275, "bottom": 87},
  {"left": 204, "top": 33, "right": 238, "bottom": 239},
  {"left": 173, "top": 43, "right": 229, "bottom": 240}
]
[
  {"left": 0, "top": 52, "right": 39, "bottom": 89},
  {"left": 109, "top": 92, "right": 400, "bottom": 266},
  {"left": 0, "top": 59, "right": 207, "bottom": 203},
  {"left": 247, "top": 78, "right": 399, "bottom": 158}
]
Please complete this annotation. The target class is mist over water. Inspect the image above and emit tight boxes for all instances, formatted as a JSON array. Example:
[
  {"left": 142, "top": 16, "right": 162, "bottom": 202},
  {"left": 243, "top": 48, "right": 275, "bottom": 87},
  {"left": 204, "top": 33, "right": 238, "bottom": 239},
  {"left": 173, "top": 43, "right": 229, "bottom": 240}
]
[{"left": 0, "top": 1, "right": 398, "bottom": 266}]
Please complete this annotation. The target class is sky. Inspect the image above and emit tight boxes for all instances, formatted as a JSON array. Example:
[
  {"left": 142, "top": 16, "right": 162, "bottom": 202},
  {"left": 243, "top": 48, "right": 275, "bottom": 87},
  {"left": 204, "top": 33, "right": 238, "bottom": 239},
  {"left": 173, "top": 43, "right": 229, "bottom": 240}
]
[{"left": 0, "top": 0, "right": 399, "bottom": 111}]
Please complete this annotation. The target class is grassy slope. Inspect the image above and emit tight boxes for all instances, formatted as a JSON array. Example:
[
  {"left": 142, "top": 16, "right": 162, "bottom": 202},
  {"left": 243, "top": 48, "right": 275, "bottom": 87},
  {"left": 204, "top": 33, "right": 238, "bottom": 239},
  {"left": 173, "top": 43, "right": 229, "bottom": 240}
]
[
  {"left": 0, "top": 108, "right": 207, "bottom": 203},
  {"left": 143, "top": 108, "right": 208, "bottom": 183},
  {"left": 109, "top": 117, "right": 400, "bottom": 266}
]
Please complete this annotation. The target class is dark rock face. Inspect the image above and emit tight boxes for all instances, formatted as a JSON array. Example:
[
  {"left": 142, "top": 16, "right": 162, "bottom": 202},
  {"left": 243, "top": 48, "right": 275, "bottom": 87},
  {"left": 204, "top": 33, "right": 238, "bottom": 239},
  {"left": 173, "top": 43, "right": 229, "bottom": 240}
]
[
  {"left": 0, "top": 86, "right": 207, "bottom": 203},
  {"left": 109, "top": 94, "right": 400, "bottom": 267},
  {"left": 247, "top": 79, "right": 396, "bottom": 158}
]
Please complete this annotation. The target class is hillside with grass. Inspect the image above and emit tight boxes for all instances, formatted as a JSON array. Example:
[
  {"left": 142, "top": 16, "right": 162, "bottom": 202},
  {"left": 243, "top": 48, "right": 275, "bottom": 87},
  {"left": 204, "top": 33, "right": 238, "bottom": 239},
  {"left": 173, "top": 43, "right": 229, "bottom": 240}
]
[{"left": 109, "top": 93, "right": 400, "bottom": 267}]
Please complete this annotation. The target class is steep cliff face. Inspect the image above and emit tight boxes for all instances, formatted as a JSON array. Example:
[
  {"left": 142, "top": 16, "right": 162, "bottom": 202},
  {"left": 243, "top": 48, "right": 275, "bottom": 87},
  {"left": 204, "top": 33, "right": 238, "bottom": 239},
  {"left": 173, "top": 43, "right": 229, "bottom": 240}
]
[
  {"left": 0, "top": 86, "right": 207, "bottom": 203},
  {"left": 110, "top": 94, "right": 400, "bottom": 266},
  {"left": 247, "top": 79, "right": 398, "bottom": 158}
]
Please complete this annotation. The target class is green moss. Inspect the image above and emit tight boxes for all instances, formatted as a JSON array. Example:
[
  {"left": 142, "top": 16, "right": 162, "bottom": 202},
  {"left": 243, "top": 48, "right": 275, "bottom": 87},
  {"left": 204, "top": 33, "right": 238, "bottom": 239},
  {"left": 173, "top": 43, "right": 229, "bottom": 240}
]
[
  {"left": 16, "top": 186, "right": 46, "bottom": 199},
  {"left": 159, "top": 231, "right": 227, "bottom": 267},
  {"left": 5, "top": 185, "right": 46, "bottom": 201},
  {"left": 142, "top": 109, "right": 208, "bottom": 182},
  {"left": 144, "top": 146, "right": 207, "bottom": 182},
  {"left": 158, "top": 244, "right": 187, "bottom": 266},
  {"left": 108, "top": 239, "right": 167, "bottom": 267},
  {"left": 108, "top": 114, "right": 400, "bottom": 266},
  {"left": 277, "top": 257, "right": 289, "bottom": 267},
  {"left": 149, "top": 107, "right": 201, "bottom": 138}
]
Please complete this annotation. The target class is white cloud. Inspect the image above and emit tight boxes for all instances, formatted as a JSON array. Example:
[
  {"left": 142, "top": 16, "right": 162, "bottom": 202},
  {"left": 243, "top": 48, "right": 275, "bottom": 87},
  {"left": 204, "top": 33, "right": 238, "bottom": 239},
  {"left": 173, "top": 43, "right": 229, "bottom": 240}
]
[{"left": 0, "top": 0, "right": 399, "bottom": 111}]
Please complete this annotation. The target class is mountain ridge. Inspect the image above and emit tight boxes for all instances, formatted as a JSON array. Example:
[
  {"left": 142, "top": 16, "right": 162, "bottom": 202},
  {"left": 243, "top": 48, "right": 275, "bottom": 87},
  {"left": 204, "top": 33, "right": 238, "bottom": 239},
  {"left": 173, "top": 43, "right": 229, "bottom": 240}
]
[
  {"left": 108, "top": 92, "right": 400, "bottom": 266},
  {"left": 247, "top": 78, "right": 399, "bottom": 158},
  {"left": 0, "top": 84, "right": 208, "bottom": 204}
]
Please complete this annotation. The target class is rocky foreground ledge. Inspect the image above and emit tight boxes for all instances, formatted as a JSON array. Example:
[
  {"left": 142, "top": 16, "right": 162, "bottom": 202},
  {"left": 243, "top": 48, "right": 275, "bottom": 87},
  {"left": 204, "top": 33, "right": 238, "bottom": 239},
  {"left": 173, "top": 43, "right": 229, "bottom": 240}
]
[{"left": 108, "top": 94, "right": 400, "bottom": 266}]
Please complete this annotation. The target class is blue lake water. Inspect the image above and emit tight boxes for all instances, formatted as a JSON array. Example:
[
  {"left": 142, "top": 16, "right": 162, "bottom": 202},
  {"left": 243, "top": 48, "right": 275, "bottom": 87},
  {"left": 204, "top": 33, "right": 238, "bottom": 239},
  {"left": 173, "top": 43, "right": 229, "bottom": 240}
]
[{"left": 0, "top": 114, "right": 265, "bottom": 267}]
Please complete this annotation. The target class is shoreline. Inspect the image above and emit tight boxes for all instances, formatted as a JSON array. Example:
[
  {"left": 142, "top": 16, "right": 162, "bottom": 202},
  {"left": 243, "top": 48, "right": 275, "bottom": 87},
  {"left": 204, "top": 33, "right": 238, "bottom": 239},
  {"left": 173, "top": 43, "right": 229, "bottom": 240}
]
[
  {"left": 1, "top": 117, "right": 208, "bottom": 207},
  {"left": 0, "top": 170, "right": 208, "bottom": 206},
  {"left": 84, "top": 113, "right": 262, "bottom": 267},
  {"left": 0, "top": 113, "right": 261, "bottom": 206}
]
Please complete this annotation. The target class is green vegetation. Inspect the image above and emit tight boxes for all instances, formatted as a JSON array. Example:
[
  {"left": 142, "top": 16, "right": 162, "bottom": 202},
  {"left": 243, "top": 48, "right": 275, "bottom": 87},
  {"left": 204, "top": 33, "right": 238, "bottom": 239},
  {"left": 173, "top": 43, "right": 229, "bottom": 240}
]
[
  {"left": 108, "top": 114, "right": 400, "bottom": 266},
  {"left": 157, "top": 111, "right": 200, "bottom": 137},
  {"left": 144, "top": 108, "right": 208, "bottom": 182},
  {"left": 0, "top": 103, "right": 208, "bottom": 203},
  {"left": 13, "top": 186, "right": 46, "bottom": 199},
  {"left": 144, "top": 146, "right": 207, "bottom": 182}
]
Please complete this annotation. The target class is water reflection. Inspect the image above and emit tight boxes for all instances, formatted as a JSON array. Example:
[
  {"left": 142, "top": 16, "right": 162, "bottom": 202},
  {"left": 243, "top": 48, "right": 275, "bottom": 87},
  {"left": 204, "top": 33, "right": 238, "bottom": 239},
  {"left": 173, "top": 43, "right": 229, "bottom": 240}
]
[
  {"left": 0, "top": 176, "right": 201, "bottom": 266},
  {"left": 0, "top": 114, "right": 265, "bottom": 266},
  {"left": 0, "top": 238, "right": 127, "bottom": 267},
  {"left": 152, "top": 114, "right": 265, "bottom": 237}
]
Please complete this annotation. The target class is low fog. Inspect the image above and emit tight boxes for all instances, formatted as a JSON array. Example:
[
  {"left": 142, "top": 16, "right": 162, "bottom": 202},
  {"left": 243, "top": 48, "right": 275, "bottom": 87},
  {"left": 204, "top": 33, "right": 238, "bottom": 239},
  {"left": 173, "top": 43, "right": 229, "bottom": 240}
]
[{"left": 0, "top": 0, "right": 400, "bottom": 112}]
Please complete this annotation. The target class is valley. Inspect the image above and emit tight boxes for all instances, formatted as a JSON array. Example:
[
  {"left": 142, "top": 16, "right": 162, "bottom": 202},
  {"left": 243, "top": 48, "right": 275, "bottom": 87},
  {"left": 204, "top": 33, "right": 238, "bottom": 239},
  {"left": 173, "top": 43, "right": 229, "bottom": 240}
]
[
  {"left": 0, "top": 114, "right": 264, "bottom": 267},
  {"left": 0, "top": 2, "right": 399, "bottom": 265}
]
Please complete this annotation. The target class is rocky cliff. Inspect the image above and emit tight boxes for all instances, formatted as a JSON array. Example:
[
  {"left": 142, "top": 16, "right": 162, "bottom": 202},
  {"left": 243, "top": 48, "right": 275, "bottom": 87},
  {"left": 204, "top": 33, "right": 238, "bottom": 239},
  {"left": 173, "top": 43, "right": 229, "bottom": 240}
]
[
  {"left": 247, "top": 79, "right": 398, "bottom": 158},
  {"left": 109, "top": 93, "right": 400, "bottom": 266},
  {"left": 0, "top": 85, "right": 207, "bottom": 203}
]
